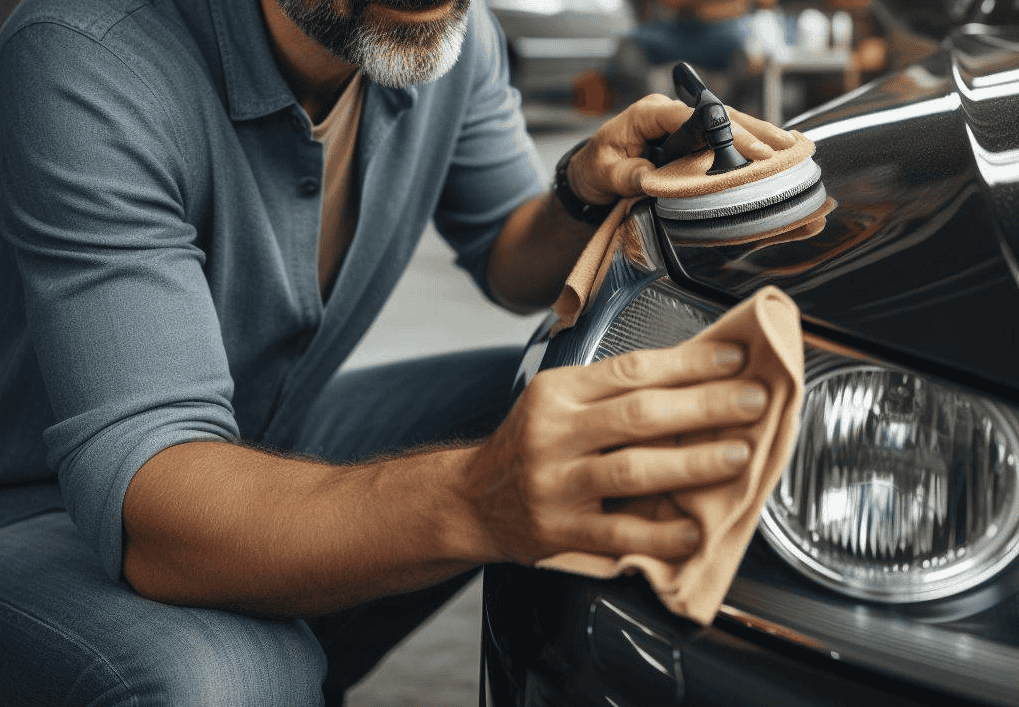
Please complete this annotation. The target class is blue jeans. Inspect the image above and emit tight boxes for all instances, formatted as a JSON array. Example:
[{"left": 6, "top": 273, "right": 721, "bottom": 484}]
[{"left": 0, "top": 347, "right": 523, "bottom": 706}]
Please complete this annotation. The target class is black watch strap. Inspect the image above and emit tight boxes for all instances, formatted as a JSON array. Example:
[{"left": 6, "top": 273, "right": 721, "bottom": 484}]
[{"left": 553, "top": 139, "right": 617, "bottom": 226}]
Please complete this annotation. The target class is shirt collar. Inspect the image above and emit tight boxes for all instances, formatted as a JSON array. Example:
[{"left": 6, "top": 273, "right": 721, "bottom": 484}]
[{"left": 207, "top": 0, "right": 416, "bottom": 122}]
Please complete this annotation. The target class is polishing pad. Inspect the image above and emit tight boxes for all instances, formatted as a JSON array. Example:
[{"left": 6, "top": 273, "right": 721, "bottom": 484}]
[
  {"left": 657, "top": 181, "right": 829, "bottom": 242},
  {"left": 654, "top": 157, "right": 822, "bottom": 221}
]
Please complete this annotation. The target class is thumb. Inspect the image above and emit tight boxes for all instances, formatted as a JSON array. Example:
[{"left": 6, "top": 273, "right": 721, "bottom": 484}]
[{"left": 610, "top": 157, "right": 656, "bottom": 197}]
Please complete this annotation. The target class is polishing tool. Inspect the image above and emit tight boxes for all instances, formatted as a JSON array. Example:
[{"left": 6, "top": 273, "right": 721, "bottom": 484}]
[{"left": 642, "top": 63, "right": 828, "bottom": 243}]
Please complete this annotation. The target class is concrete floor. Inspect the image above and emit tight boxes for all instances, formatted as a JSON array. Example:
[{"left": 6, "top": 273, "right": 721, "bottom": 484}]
[{"left": 342, "top": 108, "right": 604, "bottom": 706}]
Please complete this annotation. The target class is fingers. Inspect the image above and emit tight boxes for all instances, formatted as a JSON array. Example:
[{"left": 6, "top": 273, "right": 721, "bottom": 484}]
[
  {"left": 550, "top": 438, "right": 753, "bottom": 560},
  {"left": 728, "top": 107, "right": 797, "bottom": 150},
  {"left": 562, "top": 340, "right": 746, "bottom": 402},
  {"left": 576, "top": 439, "right": 751, "bottom": 499},
  {"left": 619, "top": 94, "right": 693, "bottom": 147},
  {"left": 571, "top": 95, "right": 692, "bottom": 203},
  {"left": 607, "top": 156, "right": 656, "bottom": 197},
  {"left": 567, "top": 513, "right": 702, "bottom": 560},
  {"left": 579, "top": 379, "right": 768, "bottom": 451},
  {"left": 730, "top": 122, "right": 776, "bottom": 161}
]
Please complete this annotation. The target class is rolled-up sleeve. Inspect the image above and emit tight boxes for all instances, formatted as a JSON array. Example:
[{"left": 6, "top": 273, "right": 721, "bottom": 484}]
[
  {"left": 0, "top": 24, "right": 238, "bottom": 580},
  {"left": 432, "top": 4, "right": 547, "bottom": 299}
]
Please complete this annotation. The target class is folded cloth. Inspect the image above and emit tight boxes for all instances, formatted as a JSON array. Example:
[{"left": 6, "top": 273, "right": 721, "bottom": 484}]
[
  {"left": 539, "top": 286, "right": 805, "bottom": 626},
  {"left": 550, "top": 197, "right": 640, "bottom": 335}
]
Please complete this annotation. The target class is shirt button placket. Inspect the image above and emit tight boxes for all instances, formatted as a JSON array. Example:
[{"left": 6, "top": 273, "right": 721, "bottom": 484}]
[{"left": 299, "top": 176, "right": 320, "bottom": 196}]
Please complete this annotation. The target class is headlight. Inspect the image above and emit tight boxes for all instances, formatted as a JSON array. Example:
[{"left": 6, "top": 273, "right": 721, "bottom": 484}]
[
  {"left": 529, "top": 202, "right": 1019, "bottom": 605},
  {"left": 760, "top": 351, "right": 1019, "bottom": 603}
]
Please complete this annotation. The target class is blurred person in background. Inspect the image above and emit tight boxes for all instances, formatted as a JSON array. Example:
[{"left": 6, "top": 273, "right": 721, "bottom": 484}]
[
  {"left": 573, "top": 0, "right": 936, "bottom": 119},
  {"left": 574, "top": 0, "right": 778, "bottom": 114}
]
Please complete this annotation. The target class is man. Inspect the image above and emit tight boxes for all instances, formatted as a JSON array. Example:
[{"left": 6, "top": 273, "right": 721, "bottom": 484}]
[{"left": 0, "top": 0, "right": 768, "bottom": 703}]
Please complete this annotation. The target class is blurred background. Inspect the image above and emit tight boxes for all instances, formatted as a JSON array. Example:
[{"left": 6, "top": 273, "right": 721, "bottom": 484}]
[
  {"left": 492, "top": 0, "right": 944, "bottom": 124},
  {"left": 0, "top": 0, "right": 953, "bottom": 704}
]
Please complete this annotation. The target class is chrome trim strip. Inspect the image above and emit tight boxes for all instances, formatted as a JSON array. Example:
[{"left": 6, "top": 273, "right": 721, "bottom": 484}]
[{"left": 723, "top": 578, "right": 1019, "bottom": 706}]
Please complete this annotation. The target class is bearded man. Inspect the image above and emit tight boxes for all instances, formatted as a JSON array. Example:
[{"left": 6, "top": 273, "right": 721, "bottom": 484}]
[{"left": 0, "top": 0, "right": 768, "bottom": 703}]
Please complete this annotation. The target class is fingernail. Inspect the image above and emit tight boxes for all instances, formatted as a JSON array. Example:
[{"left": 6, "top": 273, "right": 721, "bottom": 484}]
[
  {"left": 750, "top": 140, "right": 766, "bottom": 151},
  {"left": 736, "top": 385, "right": 767, "bottom": 412},
  {"left": 714, "top": 345, "right": 743, "bottom": 369},
  {"left": 723, "top": 442, "right": 750, "bottom": 464}
]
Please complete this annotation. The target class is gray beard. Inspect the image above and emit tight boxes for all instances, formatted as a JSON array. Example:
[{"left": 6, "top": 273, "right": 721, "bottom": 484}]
[{"left": 277, "top": 0, "right": 470, "bottom": 88}]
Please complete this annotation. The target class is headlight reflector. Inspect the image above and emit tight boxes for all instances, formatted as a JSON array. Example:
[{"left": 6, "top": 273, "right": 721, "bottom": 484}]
[{"left": 761, "top": 355, "right": 1019, "bottom": 602}]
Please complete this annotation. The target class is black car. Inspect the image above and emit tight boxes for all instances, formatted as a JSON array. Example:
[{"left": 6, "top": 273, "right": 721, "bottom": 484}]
[{"left": 481, "top": 3, "right": 1019, "bottom": 705}]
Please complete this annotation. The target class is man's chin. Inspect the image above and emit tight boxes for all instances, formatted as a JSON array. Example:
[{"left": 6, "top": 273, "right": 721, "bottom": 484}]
[
  {"left": 353, "top": 1, "right": 468, "bottom": 88},
  {"left": 357, "top": 39, "right": 465, "bottom": 88}
]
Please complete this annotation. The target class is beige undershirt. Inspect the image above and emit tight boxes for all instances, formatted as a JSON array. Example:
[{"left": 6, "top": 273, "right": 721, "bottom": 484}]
[{"left": 311, "top": 72, "right": 365, "bottom": 300}]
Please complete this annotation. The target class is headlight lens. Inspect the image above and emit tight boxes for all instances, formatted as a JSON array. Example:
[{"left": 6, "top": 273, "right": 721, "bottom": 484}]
[{"left": 760, "top": 352, "right": 1019, "bottom": 603}]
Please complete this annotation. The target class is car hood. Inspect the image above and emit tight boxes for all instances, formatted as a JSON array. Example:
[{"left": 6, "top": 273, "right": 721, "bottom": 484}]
[{"left": 669, "top": 26, "right": 1019, "bottom": 396}]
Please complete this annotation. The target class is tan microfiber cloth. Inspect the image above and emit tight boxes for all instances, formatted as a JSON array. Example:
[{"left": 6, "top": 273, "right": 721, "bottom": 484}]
[
  {"left": 640, "top": 126, "right": 813, "bottom": 199},
  {"left": 550, "top": 197, "right": 641, "bottom": 336},
  {"left": 539, "top": 286, "right": 805, "bottom": 625}
]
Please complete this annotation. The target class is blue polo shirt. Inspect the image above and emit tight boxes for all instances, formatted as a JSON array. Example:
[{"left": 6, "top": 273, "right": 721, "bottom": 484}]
[{"left": 0, "top": 0, "right": 545, "bottom": 580}]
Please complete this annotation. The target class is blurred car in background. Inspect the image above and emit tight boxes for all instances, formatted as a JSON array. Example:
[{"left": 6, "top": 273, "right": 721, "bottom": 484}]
[
  {"left": 486, "top": 0, "right": 637, "bottom": 97},
  {"left": 482, "top": 1, "right": 1019, "bottom": 705}
]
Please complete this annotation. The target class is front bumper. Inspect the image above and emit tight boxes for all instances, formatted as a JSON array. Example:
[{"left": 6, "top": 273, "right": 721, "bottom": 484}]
[
  {"left": 482, "top": 535, "right": 1019, "bottom": 707},
  {"left": 481, "top": 201, "right": 1019, "bottom": 707}
]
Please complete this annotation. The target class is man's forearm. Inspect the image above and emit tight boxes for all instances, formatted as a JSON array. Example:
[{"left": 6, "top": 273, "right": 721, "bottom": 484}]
[
  {"left": 486, "top": 191, "right": 598, "bottom": 314},
  {"left": 122, "top": 440, "right": 490, "bottom": 618},
  {"left": 123, "top": 338, "right": 767, "bottom": 620}
]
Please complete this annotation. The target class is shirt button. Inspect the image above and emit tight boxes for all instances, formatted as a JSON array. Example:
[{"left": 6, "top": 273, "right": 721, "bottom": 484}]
[{"left": 299, "top": 176, "right": 320, "bottom": 196}]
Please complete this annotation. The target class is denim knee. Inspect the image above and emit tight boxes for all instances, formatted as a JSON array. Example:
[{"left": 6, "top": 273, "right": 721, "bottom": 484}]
[
  {"left": 1, "top": 512, "right": 329, "bottom": 707},
  {"left": 1, "top": 599, "right": 327, "bottom": 707},
  {"left": 121, "top": 614, "right": 327, "bottom": 707}
]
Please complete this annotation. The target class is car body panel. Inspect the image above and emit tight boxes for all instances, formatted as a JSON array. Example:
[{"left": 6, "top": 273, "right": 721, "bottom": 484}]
[
  {"left": 667, "top": 26, "right": 1019, "bottom": 396},
  {"left": 484, "top": 20, "right": 1019, "bottom": 707}
]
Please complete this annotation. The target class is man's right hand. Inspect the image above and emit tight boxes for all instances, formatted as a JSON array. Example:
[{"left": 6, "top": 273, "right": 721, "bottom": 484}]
[{"left": 465, "top": 340, "right": 768, "bottom": 564}]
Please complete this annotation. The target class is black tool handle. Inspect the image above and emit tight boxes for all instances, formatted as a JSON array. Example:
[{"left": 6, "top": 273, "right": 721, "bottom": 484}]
[
  {"left": 672, "top": 62, "right": 706, "bottom": 107},
  {"left": 644, "top": 62, "right": 751, "bottom": 174}
]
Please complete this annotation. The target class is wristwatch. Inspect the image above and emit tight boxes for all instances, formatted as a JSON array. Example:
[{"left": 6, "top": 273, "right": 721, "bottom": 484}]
[{"left": 553, "top": 139, "right": 617, "bottom": 226}]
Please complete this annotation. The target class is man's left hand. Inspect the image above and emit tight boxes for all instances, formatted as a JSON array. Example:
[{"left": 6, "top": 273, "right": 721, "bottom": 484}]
[{"left": 567, "top": 94, "right": 695, "bottom": 206}]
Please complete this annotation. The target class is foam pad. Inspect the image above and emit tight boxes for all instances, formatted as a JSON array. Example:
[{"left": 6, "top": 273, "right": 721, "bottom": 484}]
[{"left": 664, "top": 194, "right": 837, "bottom": 247}]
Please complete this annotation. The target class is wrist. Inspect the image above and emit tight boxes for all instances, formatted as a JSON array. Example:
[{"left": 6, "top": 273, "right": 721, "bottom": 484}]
[
  {"left": 553, "top": 139, "right": 617, "bottom": 226},
  {"left": 437, "top": 445, "right": 504, "bottom": 564}
]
